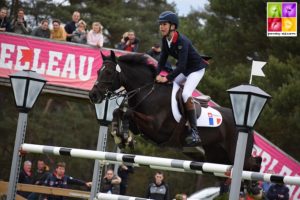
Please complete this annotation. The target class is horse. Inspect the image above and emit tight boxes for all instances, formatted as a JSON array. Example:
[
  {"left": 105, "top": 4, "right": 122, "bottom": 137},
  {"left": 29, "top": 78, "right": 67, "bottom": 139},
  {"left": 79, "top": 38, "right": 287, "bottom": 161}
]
[{"left": 89, "top": 50, "right": 260, "bottom": 171}]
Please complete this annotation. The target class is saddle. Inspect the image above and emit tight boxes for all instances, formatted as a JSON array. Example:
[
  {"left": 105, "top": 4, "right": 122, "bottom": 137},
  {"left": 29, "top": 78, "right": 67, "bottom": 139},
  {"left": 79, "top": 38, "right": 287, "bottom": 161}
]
[
  {"left": 175, "top": 86, "right": 210, "bottom": 119},
  {"left": 171, "top": 82, "right": 222, "bottom": 127}
]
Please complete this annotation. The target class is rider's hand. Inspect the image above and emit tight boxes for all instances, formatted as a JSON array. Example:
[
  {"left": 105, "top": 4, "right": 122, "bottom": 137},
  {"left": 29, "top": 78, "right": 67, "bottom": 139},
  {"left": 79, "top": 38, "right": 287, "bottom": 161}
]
[
  {"left": 160, "top": 76, "right": 168, "bottom": 83},
  {"left": 156, "top": 75, "right": 168, "bottom": 83},
  {"left": 156, "top": 75, "right": 162, "bottom": 82}
]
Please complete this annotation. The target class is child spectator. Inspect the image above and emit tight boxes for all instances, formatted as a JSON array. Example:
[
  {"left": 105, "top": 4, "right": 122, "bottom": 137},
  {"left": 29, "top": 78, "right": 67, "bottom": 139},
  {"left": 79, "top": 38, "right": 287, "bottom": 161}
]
[
  {"left": 11, "top": 8, "right": 31, "bottom": 34},
  {"left": 42, "top": 162, "right": 91, "bottom": 200},
  {"left": 117, "top": 30, "right": 139, "bottom": 52},
  {"left": 71, "top": 19, "right": 87, "bottom": 44},
  {"left": 31, "top": 19, "right": 50, "bottom": 38},
  {"left": 64, "top": 11, "right": 80, "bottom": 42},
  {"left": 0, "top": 7, "right": 11, "bottom": 32},
  {"left": 87, "top": 22, "right": 104, "bottom": 47},
  {"left": 146, "top": 171, "right": 169, "bottom": 200},
  {"left": 50, "top": 19, "right": 66, "bottom": 41}
]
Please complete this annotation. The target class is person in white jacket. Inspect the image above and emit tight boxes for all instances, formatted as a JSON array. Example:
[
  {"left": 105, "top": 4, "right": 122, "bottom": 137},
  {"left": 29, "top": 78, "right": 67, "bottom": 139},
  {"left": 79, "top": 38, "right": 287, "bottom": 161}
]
[{"left": 87, "top": 22, "right": 104, "bottom": 47}]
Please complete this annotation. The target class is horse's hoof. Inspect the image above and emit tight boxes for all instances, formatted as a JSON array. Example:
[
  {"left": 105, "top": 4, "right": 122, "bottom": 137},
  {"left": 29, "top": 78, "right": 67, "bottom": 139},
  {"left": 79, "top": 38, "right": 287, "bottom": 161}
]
[
  {"left": 185, "top": 137, "right": 201, "bottom": 147},
  {"left": 123, "top": 132, "right": 129, "bottom": 140},
  {"left": 118, "top": 143, "right": 125, "bottom": 149},
  {"left": 185, "top": 141, "right": 201, "bottom": 147}
]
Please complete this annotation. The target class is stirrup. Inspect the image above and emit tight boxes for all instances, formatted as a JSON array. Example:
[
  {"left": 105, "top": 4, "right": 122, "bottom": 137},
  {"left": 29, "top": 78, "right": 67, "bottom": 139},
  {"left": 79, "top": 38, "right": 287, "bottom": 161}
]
[{"left": 185, "top": 131, "right": 201, "bottom": 146}]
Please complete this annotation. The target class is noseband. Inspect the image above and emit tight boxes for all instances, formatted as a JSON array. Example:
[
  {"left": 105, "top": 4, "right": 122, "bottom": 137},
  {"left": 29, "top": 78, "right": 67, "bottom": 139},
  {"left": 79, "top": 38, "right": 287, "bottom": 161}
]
[{"left": 94, "top": 59, "right": 156, "bottom": 110}]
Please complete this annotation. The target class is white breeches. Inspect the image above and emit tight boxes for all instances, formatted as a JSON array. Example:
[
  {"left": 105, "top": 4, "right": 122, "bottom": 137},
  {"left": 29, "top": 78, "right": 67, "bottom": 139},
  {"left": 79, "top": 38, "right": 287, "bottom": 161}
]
[{"left": 174, "top": 68, "right": 205, "bottom": 103}]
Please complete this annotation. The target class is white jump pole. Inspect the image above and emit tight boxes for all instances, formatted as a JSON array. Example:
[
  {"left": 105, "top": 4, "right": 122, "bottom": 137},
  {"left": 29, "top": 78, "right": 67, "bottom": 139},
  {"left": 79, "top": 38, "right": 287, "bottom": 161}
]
[
  {"left": 20, "top": 143, "right": 300, "bottom": 186},
  {"left": 95, "top": 193, "right": 152, "bottom": 200}
]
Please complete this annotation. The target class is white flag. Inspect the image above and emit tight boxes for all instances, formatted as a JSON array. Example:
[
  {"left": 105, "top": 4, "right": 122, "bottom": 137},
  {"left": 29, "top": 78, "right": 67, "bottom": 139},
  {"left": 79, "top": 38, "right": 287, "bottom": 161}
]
[{"left": 251, "top": 61, "right": 266, "bottom": 77}]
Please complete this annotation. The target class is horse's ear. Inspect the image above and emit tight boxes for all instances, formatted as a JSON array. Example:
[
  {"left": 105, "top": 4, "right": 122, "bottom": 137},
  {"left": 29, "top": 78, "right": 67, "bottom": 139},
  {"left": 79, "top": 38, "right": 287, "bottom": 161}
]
[
  {"left": 100, "top": 51, "right": 107, "bottom": 61},
  {"left": 110, "top": 50, "right": 116, "bottom": 63}
]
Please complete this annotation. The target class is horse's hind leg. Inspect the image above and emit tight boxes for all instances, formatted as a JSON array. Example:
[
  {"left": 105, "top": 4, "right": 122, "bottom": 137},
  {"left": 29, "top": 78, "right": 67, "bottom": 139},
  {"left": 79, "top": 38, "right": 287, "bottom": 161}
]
[{"left": 204, "top": 144, "right": 231, "bottom": 165}]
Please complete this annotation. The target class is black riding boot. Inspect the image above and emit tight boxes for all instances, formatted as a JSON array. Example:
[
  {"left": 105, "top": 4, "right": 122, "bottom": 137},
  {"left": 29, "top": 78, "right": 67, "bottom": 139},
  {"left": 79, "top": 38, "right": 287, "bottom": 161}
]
[{"left": 184, "top": 98, "right": 201, "bottom": 146}]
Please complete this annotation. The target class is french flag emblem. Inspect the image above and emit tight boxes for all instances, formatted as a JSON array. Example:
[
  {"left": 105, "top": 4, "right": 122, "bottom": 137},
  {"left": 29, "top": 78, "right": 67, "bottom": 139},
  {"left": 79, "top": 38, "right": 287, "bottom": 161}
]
[{"left": 208, "top": 113, "right": 214, "bottom": 125}]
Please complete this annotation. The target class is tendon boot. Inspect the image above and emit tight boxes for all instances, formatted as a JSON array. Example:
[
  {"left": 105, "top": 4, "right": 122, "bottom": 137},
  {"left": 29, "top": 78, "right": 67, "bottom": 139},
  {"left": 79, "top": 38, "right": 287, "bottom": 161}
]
[{"left": 184, "top": 97, "right": 201, "bottom": 146}]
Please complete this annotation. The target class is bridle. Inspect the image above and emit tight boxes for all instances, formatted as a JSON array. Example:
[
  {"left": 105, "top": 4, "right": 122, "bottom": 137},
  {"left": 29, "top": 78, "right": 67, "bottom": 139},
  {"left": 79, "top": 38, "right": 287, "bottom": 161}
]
[
  {"left": 94, "top": 60, "right": 121, "bottom": 93},
  {"left": 94, "top": 59, "right": 156, "bottom": 110}
]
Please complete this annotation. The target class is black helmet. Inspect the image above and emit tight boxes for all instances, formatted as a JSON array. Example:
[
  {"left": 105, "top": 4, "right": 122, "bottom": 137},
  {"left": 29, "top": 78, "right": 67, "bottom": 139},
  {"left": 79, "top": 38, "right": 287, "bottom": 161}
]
[{"left": 158, "top": 11, "right": 179, "bottom": 28}]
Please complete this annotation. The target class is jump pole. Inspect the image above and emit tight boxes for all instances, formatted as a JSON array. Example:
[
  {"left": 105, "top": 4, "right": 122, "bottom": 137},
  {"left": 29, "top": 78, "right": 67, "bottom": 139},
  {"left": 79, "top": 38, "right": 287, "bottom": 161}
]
[
  {"left": 20, "top": 143, "right": 300, "bottom": 186},
  {"left": 95, "top": 193, "right": 152, "bottom": 200}
]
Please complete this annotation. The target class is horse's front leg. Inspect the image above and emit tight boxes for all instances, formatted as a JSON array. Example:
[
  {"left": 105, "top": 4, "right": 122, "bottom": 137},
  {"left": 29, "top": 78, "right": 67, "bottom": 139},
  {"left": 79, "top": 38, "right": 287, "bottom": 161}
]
[
  {"left": 111, "top": 108, "right": 123, "bottom": 145},
  {"left": 120, "top": 110, "right": 132, "bottom": 140}
]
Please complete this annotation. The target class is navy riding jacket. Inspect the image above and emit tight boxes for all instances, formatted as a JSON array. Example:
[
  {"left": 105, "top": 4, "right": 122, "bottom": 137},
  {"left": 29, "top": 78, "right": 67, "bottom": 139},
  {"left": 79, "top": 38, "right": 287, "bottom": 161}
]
[{"left": 157, "top": 31, "right": 208, "bottom": 81}]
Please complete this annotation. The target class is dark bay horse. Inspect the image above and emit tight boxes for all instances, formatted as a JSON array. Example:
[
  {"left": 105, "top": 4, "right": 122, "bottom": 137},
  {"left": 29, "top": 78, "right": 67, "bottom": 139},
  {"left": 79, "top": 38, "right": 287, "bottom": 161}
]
[{"left": 89, "top": 51, "right": 260, "bottom": 170}]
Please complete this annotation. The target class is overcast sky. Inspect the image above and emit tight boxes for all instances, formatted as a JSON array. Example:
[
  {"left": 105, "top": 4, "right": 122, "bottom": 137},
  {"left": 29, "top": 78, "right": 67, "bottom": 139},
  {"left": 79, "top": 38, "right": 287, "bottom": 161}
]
[{"left": 167, "top": 0, "right": 209, "bottom": 16}]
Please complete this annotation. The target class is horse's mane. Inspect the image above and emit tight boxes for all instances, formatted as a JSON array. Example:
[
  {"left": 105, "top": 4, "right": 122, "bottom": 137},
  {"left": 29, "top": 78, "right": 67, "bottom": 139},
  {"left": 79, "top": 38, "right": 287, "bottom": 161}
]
[{"left": 118, "top": 53, "right": 157, "bottom": 77}]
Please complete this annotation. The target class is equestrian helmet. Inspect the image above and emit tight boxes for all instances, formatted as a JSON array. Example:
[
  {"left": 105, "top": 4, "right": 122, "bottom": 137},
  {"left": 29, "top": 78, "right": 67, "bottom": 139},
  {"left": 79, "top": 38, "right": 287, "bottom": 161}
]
[{"left": 158, "top": 11, "right": 179, "bottom": 28}]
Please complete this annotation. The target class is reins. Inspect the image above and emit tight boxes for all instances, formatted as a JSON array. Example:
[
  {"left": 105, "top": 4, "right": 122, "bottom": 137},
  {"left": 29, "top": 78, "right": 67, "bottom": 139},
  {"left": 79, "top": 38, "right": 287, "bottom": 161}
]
[{"left": 100, "top": 59, "right": 156, "bottom": 110}]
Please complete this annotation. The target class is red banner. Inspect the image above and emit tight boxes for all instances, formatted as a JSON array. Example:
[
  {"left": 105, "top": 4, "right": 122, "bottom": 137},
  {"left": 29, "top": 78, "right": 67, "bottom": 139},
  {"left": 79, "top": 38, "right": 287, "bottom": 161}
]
[{"left": 0, "top": 33, "right": 124, "bottom": 90}]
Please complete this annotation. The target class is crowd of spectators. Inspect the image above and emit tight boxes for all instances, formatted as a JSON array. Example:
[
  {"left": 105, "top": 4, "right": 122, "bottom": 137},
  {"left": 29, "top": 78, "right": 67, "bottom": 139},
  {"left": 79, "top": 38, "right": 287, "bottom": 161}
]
[
  {"left": 0, "top": 7, "right": 142, "bottom": 51},
  {"left": 17, "top": 160, "right": 91, "bottom": 200}
]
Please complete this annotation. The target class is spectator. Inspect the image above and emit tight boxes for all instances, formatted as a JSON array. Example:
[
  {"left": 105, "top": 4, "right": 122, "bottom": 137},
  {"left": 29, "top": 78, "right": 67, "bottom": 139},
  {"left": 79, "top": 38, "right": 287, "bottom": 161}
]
[
  {"left": 18, "top": 160, "right": 33, "bottom": 198},
  {"left": 0, "top": 7, "right": 11, "bottom": 32},
  {"left": 147, "top": 43, "right": 161, "bottom": 61},
  {"left": 239, "top": 191, "right": 246, "bottom": 200},
  {"left": 42, "top": 162, "right": 91, "bottom": 200},
  {"left": 87, "top": 21, "right": 104, "bottom": 47},
  {"left": 146, "top": 43, "right": 172, "bottom": 72},
  {"left": 27, "top": 159, "right": 50, "bottom": 200},
  {"left": 50, "top": 19, "right": 66, "bottom": 41},
  {"left": 11, "top": 8, "right": 31, "bottom": 34},
  {"left": 64, "top": 11, "right": 80, "bottom": 42},
  {"left": 101, "top": 168, "right": 121, "bottom": 194},
  {"left": 32, "top": 159, "right": 50, "bottom": 185},
  {"left": 117, "top": 164, "right": 134, "bottom": 195},
  {"left": 71, "top": 20, "right": 87, "bottom": 44},
  {"left": 261, "top": 170, "right": 275, "bottom": 199},
  {"left": 146, "top": 171, "right": 169, "bottom": 200},
  {"left": 31, "top": 19, "right": 50, "bottom": 38},
  {"left": 266, "top": 183, "right": 289, "bottom": 200},
  {"left": 117, "top": 30, "right": 139, "bottom": 52},
  {"left": 246, "top": 181, "right": 263, "bottom": 200}
]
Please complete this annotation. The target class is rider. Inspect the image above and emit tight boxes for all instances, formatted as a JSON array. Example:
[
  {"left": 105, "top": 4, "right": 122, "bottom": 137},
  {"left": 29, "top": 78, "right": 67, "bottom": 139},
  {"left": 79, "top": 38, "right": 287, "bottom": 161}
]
[{"left": 156, "top": 11, "right": 208, "bottom": 146}]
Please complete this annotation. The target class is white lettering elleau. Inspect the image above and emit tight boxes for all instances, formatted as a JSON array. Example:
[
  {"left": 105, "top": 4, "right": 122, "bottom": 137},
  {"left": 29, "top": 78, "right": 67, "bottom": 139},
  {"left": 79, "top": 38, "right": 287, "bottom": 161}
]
[{"left": 0, "top": 43, "right": 94, "bottom": 81}]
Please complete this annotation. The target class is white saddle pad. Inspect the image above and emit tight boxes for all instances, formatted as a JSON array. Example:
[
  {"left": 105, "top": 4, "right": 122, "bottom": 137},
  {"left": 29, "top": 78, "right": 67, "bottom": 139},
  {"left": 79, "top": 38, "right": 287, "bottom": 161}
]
[{"left": 171, "top": 83, "right": 222, "bottom": 127}]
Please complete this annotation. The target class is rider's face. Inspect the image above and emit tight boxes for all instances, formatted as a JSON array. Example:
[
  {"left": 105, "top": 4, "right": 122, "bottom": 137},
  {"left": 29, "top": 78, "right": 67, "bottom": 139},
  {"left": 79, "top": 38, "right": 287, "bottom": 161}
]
[{"left": 159, "top": 22, "right": 171, "bottom": 37}]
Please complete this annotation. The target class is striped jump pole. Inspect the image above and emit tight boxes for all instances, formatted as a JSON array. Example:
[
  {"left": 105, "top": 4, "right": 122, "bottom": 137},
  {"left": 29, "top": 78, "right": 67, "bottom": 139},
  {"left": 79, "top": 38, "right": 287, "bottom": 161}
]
[
  {"left": 20, "top": 143, "right": 300, "bottom": 186},
  {"left": 95, "top": 193, "right": 151, "bottom": 200}
]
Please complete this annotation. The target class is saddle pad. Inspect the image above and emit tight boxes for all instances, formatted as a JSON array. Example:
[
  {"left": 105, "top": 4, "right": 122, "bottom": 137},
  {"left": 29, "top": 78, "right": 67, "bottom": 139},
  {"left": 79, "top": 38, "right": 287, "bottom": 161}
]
[{"left": 171, "top": 82, "right": 222, "bottom": 127}]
